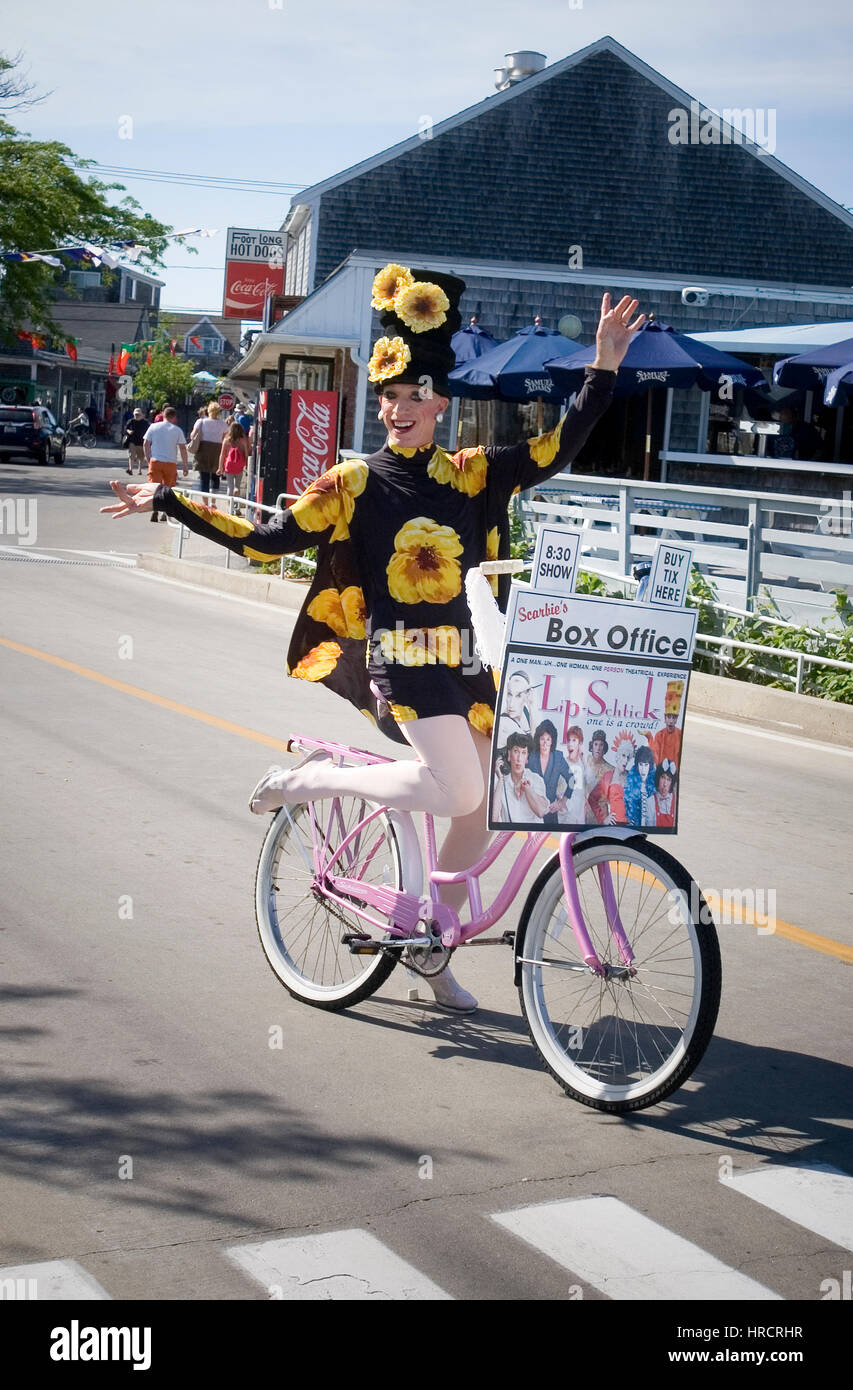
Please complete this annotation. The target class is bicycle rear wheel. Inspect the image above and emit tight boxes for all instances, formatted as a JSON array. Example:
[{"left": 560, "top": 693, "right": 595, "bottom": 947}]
[
  {"left": 517, "top": 837, "right": 721, "bottom": 1113},
  {"left": 255, "top": 795, "right": 403, "bottom": 1010}
]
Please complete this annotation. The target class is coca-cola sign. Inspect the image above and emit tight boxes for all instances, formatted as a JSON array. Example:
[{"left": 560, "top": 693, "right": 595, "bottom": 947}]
[
  {"left": 286, "top": 390, "right": 339, "bottom": 498},
  {"left": 223, "top": 259, "right": 285, "bottom": 320}
]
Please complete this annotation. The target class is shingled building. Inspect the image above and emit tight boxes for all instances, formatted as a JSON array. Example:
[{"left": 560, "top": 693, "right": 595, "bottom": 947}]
[{"left": 231, "top": 36, "right": 853, "bottom": 470}]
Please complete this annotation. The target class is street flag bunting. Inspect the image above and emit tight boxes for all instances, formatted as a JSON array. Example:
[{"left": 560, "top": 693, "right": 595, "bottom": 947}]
[
  {"left": 108, "top": 353, "right": 117, "bottom": 375},
  {"left": 169, "top": 339, "right": 178, "bottom": 356},
  {"left": 190, "top": 336, "right": 202, "bottom": 348},
  {"left": 146, "top": 348, "right": 153, "bottom": 365},
  {"left": 65, "top": 339, "right": 79, "bottom": 362}
]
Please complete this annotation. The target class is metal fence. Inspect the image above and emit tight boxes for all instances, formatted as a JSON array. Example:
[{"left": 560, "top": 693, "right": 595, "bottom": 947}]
[{"left": 522, "top": 472, "right": 853, "bottom": 622}]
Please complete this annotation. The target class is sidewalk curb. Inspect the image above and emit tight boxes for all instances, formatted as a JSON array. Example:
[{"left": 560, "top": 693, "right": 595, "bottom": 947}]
[
  {"left": 137, "top": 552, "right": 311, "bottom": 610},
  {"left": 136, "top": 552, "right": 853, "bottom": 749}
]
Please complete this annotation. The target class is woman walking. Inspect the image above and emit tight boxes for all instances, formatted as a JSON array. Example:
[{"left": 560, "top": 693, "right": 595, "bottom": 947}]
[
  {"left": 189, "top": 402, "right": 228, "bottom": 497},
  {"left": 217, "top": 421, "right": 249, "bottom": 498},
  {"left": 104, "top": 264, "right": 643, "bottom": 1010}
]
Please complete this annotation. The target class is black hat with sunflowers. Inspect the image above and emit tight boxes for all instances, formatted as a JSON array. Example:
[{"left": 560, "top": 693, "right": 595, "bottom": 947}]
[{"left": 368, "top": 262, "right": 466, "bottom": 396}]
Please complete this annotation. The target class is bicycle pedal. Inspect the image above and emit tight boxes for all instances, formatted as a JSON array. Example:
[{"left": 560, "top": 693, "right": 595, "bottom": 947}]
[{"left": 341, "top": 933, "right": 381, "bottom": 955}]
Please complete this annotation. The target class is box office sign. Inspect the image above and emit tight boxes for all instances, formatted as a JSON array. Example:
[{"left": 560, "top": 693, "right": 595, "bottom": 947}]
[
  {"left": 504, "top": 586, "right": 697, "bottom": 662},
  {"left": 489, "top": 589, "right": 697, "bottom": 835}
]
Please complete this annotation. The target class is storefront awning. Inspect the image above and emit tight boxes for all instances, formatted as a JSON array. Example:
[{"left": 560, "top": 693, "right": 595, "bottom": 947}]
[
  {"left": 688, "top": 322, "right": 853, "bottom": 355},
  {"left": 226, "top": 332, "right": 362, "bottom": 384}
]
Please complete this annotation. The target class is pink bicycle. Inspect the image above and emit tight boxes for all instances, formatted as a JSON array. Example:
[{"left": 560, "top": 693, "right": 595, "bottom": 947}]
[{"left": 254, "top": 584, "right": 721, "bottom": 1115}]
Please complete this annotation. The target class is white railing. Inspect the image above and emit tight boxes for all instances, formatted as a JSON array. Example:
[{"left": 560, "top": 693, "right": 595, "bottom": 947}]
[
  {"left": 522, "top": 473, "right": 853, "bottom": 617},
  {"left": 169, "top": 488, "right": 317, "bottom": 579}
]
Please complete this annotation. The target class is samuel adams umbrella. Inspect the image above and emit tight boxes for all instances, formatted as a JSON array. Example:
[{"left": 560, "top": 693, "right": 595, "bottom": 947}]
[
  {"left": 449, "top": 319, "right": 586, "bottom": 431},
  {"left": 451, "top": 318, "right": 500, "bottom": 364},
  {"left": 546, "top": 320, "right": 769, "bottom": 479},
  {"left": 545, "top": 320, "right": 766, "bottom": 396},
  {"left": 773, "top": 335, "right": 853, "bottom": 390},
  {"left": 824, "top": 363, "right": 853, "bottom": 407}
]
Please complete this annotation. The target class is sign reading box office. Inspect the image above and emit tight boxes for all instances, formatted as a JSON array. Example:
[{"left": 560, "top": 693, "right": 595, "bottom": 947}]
[{"left": 488, "top": 588, "right": 697, "bottom": 835}]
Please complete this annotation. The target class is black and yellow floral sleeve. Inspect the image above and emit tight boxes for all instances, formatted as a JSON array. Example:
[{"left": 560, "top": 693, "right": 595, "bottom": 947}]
[
  {"left": 484, "top": 366, "right": 616, "bottom": 505},
  {"left": 153, "top": 459, "right": 369, "bottom": 561}
]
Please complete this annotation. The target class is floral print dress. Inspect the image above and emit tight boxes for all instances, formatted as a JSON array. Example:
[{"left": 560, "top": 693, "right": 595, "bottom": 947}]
[{"left": 153, "top": 367, "right": 614, "bottom": 745}]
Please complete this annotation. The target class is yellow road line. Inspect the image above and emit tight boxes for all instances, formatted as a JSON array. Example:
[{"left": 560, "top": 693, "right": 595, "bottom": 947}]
[
  {"left": 0, "top": 635, "right": 289, "bottom": 752},
  {"left": 545, "top": 835, "right": 852, "bottom": 965},
  {"left": 4, "top": 634, "right": 851, "bottom": 965}
]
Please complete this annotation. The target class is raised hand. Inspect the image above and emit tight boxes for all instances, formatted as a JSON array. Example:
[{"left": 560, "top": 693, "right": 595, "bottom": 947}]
[
  {"left": 100, "top": 479, "right": 158, "bottom": 519},
  {"left": 593, "top": 293, "right": 646, "bottom": 373}
]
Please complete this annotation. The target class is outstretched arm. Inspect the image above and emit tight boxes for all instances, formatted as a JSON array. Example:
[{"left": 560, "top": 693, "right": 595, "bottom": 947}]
[{"left": 101, "top": 458, "right": 369, "bottom": 560}]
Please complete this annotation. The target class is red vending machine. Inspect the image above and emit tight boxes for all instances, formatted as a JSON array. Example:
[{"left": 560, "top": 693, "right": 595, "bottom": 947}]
[{"left": 254, "top": 388, "right": 339, "bottom": 510}]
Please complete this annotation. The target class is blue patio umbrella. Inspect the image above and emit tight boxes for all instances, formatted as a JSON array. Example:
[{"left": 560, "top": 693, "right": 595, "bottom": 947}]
[
  {"left": 545, "top": 321, "right": 767, "bottom": 397},
  {"left": 824, "top": 363, "right": 853, "bottom": 407},
  {"left": 449, "top": 321, "right": 583, "bottom": 402},
  {"left": 773, "top": 335, "right": 853, "bottom": 390},
  {"left": 451, "top": 320, "right": 500, "bottom": 364},
  {"left": 546, "top": 320, "right": 769, "bottom": 478}
]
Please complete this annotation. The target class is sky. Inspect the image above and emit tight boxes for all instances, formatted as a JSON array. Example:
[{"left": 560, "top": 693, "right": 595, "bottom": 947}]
[{"left": 3, "top": 0, "right": 851, "bottom": 315}]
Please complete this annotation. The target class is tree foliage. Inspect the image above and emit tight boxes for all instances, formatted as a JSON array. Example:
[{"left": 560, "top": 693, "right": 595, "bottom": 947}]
[
  {"left": 0, "top": 52, "right": 172, "bottom": 339},
  {"left": 132, "top": 350, "right": 197, "bottom": 410}
]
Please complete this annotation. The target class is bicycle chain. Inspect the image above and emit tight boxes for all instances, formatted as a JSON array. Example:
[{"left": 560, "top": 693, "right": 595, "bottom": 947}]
[{"left": 317, "top": 889, "right": 453, "bottom": 977}]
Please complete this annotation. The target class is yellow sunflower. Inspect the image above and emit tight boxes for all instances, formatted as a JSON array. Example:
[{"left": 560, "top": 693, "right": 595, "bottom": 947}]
[
  {"left": 371, "top": 263, "right": 414, "bottom": 311},
  {"left": 368, "top": 336, "right": 411, "bottom": 383},
  {"left": 485, "top": 524, "right": 500, "bottom": 594},
  {"left": 390, "top": 703, "right": 418, "bottom": 723},
  {"left": 306, "top": 584, "right": 367, "bottom": 640},
  {"left": 378, "top": 625, "right": 462, "bottom": 666},
  {"left": 394, "top": 281, "right": 449, "bottom": 334},
  {"left": 291, "top": 460, "right": 368, "bottom": 542},
  {"left": 468, "top": 703, "right": 495, "bottom": 737},
  {"left": 528, "top": 415, "right": 565, "bottom": 468},
  {"left": 386, "top": 517, "right": 463, "bottom": 604},
  {"left": 289, "top": 641, "right": 342, "bottom": 682},
  {"left": 427, "top": 446, "right": 487, "bottom": 497}
]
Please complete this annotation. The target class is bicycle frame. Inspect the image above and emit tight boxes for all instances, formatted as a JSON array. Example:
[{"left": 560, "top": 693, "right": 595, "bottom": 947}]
[{"left": 286, "top": 735, "right": 636, "bottom": 975}]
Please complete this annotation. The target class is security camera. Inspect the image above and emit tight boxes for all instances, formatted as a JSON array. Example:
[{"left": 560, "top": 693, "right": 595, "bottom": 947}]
[{"left": 681, "top": 287, "right": 709, "bottom": 307}]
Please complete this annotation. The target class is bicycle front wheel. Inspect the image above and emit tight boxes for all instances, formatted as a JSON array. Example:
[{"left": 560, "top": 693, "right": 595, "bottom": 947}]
[
  {"left": 517, "top": 837, "right": 721, "bottom": 1113},
  {"left": 255, "top": 795, "right": 403, "bottom": 1010}
]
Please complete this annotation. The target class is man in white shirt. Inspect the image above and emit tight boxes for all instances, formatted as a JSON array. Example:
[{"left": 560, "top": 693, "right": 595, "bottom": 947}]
[
  {"left": 492, "top": 732, "right": 549, "bottom": 826},
  {"left": 144, "top": 405, "right": 188, "bottom": 522}
]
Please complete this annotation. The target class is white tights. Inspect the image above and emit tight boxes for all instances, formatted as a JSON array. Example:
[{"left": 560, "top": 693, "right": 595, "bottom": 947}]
[{"left": 289, "top": 716, "right": 494, "bottom": 912}]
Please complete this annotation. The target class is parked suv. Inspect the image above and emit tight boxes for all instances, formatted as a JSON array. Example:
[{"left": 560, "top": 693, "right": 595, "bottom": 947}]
[{"left": 0, "top": 405, "right": 66, "bottom": 465}]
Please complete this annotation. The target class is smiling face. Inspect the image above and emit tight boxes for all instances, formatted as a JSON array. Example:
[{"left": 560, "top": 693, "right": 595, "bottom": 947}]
[{"left": 378, "top": 383, "right": 449, "bottom": 451}]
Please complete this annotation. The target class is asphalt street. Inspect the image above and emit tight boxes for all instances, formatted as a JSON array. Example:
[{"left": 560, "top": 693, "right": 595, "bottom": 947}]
[{"left": 0, "top": 446, "right": 851, "bottom": 1306}]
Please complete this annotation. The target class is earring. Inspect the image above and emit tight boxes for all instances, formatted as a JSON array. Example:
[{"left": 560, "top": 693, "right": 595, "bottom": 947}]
[
  {"left": 436, "top": 412, "right": 444, "bottom": 422},
  {"left": 377, "top": 410, "right": 383, "bottom": 419}
]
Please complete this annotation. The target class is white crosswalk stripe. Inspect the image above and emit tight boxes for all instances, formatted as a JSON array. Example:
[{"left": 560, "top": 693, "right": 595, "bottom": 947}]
[
  {"left": 492, "top": 1197, "right": 782, "bottom": 1300},
  {"left": 721, "top": 1162, "right": 853, "bottom": 1251},
  {"left": 226, "top": 1230, "right": 453, "bottom": 1300},
  {"left": 0, "top": 1259, "right": 111, "bottom": 1300}
]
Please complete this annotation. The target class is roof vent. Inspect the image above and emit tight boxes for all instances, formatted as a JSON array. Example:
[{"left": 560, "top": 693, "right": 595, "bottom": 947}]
[{"left": 494, "top": 51, "right": 546, "bottom": 91}]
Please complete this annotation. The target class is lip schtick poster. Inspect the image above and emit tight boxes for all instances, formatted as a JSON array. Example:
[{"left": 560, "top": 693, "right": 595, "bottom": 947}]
[{"left": 489, "top": 588, "right": 697, "bottom": 834}]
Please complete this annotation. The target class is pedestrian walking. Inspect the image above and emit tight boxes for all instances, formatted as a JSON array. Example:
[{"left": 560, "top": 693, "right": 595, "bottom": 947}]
[
  {"left": 217, "top": 421, "right": 249, "bottom": 497},
  {"left": 143, "top": 405, "right": 189, "bottom": 522},
  {"left": 123, "top": 408, "right": 149, "bottom": 475},
  {"left": 188, "top": 402, "right": 227, "bottom": 498}
]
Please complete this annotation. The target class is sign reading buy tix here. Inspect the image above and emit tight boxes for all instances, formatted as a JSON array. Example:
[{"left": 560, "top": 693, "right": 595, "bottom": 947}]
[{"left": 223, "top": 227, "right": 285, "bottom": 320}]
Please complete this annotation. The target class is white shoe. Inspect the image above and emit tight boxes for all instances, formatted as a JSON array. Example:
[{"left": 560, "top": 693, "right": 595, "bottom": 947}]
[
  {"left": 426, "top": 967, "right": 478, "bottom": 1014},
  {"left": 248, "top": 750, "right": 331, "bottom": 814}
]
